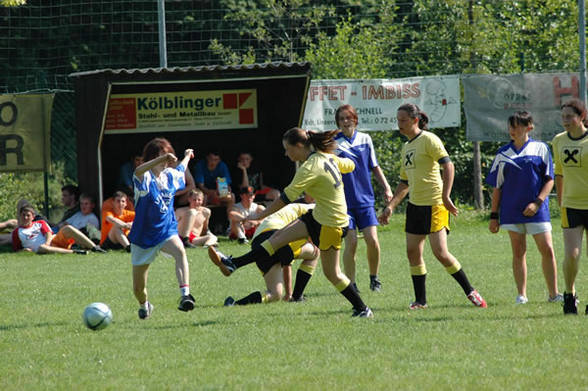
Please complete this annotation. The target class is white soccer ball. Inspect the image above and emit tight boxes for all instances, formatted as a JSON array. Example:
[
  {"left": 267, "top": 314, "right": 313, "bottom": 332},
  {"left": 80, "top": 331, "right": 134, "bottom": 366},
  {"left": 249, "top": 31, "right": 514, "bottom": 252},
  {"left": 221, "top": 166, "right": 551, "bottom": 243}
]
[{"left": 83, "top": 302, "right": 113, "bottom": 331}]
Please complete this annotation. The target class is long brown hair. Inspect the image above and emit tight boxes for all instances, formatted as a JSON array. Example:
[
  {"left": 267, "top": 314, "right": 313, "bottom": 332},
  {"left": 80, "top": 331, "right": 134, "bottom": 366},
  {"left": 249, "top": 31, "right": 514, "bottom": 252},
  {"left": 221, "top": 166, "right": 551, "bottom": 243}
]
[
  {"left": 142, "top": 138, "right": 175, "bottom": 162},
  {"left": 282, "top": 127, "right": 338, "bottom": 153}
]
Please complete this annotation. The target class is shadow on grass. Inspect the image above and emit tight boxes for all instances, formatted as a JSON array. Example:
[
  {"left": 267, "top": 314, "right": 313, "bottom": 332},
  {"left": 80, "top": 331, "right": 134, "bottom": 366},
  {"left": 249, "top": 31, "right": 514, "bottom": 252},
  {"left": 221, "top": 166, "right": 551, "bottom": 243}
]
[{"left": 0, "top": 321, "right": 69, "bottom": 331}]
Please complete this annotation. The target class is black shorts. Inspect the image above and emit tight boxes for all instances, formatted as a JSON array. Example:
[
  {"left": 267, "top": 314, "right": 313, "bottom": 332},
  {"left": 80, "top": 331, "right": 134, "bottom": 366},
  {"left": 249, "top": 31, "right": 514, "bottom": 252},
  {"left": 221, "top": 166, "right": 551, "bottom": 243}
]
[
  {"left": 561, "top": 207, "right": 588, "bottom": 229},
  {"left": 252, "top": 230, "right": 295, "bottom": 275},
  {"left": 299, "top": 210, "right": 348, "bottom": 250},
  {"left": 405, "top": 202, "right": 450, "bottom": 235}
]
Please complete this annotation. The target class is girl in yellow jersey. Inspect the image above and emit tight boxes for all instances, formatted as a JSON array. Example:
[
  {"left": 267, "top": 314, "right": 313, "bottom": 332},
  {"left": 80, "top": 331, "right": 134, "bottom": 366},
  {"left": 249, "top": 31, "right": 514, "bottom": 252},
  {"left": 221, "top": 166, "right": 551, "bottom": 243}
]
[
  {"left": 379, "top": 103, "right": 487, "bottom": 309},
  {"left": 210, "top": 128, "right": 373, "bottom": 317},
  {"left": 552, "top": 99, "right": 588, "bottom": 315}
]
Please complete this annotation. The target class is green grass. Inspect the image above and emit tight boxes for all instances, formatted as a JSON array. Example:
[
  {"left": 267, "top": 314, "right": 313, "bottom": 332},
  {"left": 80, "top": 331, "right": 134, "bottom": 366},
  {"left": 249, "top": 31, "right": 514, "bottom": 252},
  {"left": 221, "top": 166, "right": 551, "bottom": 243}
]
[{"left": 1, "top": 212, "right": 587, "bottom": 390}]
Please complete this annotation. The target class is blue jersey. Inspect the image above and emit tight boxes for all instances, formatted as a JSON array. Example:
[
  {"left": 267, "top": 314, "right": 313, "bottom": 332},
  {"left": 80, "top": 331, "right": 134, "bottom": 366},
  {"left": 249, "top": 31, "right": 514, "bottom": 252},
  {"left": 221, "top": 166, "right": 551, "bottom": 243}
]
[
  {"left": 335, "top": 131, "right": 379, "bottom": 208},
  {"left": 193, "top": 159, "right": 232, "bottom": 189},
  {"left": 486, "top": 138, "right": 553, "bottom": 224},
  {"left": 129, "top": 164, "right": 186, "bottom": 248}
]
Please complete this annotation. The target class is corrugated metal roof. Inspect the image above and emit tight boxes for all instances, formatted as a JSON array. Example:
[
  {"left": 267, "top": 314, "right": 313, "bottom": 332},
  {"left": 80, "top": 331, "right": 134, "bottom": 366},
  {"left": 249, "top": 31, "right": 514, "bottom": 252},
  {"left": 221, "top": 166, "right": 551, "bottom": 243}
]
[{"left": 69, "top": 62, "right": 310, "bottom": 78}]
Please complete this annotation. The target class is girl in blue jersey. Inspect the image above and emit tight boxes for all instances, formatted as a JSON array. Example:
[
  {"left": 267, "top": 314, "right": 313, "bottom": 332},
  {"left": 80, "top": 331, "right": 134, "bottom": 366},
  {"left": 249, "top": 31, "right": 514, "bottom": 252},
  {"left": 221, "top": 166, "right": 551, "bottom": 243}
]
[
  {"left": 129, "top": 138, "right": 195, "bottom": 319},
  {"left": 334, "top": 104, "right": 392, "bottom": 292},
  {"left": 486, "top": 111, "right": 561, "bottom": 304}
]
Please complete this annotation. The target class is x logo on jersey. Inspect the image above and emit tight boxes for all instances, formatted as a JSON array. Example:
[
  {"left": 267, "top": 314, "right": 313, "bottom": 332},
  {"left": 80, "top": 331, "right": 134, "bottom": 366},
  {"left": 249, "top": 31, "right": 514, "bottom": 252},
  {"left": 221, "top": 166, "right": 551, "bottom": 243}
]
[
  {"left": 563, "top": 149, "right": 579, "bottom": 164},
  {"left": 405, "top": 151, "right": 415, "bottom": 167}
]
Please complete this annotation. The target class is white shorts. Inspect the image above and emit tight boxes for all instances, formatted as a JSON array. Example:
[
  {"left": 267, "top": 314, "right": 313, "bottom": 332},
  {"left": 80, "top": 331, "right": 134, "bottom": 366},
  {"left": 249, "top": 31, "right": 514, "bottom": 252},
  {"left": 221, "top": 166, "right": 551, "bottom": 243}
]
[
  {"left": 131, "top": 235, "right": 175, "bottom": 266},
  {"left": 501, "top": 222, "right": 552, "bottom": 235}
]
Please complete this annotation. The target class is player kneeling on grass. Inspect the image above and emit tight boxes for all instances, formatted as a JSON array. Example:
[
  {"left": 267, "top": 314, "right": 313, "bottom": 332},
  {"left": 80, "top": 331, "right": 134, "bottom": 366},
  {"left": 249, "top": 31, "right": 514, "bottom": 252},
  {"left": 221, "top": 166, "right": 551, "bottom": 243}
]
[
  {"left": 128, "top": 138, "right": 195, "bottom": 319},
  {"left": 379, "top": 103, "right": 487, "bottom": 310},
  {"left": 209, "top": 202, "right": 318, "bottom": 305},
  {"left": 12, "top": 205, "right": 106, "bottom": 255}
]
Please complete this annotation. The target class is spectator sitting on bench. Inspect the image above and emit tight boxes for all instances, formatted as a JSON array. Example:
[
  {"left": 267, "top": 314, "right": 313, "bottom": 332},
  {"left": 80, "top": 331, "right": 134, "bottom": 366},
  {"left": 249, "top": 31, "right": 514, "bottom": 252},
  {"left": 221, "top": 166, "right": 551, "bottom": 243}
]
[
  {"left": 100, "top": 191, "right": 135, "bottom": 252},
  {"left": 175, "top": 189, "right": 218, "bottom": 248},
  {"left": 228, "top": 186, "right": 265, "bottom": 244}
]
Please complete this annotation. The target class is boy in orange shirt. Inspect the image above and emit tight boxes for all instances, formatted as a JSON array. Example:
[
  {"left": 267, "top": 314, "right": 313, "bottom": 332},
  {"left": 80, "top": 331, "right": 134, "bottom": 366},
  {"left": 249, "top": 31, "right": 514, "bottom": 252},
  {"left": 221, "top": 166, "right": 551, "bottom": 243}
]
[{"left": 101, "top": 191, "right": 135, "bottom": 252}]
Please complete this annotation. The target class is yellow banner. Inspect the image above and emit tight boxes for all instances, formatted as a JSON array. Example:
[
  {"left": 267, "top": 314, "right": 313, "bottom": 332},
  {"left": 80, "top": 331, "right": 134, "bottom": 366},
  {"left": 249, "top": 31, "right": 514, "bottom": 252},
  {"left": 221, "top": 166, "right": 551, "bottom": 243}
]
[
  {"left": 105, "top": 89, "right": 258, "bottom": 134},
  {"left": 0, "top": 94, "right": 53, "bottom": 172}
]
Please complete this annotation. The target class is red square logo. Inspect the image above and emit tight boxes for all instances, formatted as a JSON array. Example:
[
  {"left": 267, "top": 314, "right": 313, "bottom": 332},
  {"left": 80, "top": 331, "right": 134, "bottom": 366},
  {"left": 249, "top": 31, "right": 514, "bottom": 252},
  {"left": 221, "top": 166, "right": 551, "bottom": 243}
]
[
  {"left": 223, "top": 93, "right": 237, "bottom": 109},
  {"left": 239, "top": 108, "right": 254, "bottom": 124}
]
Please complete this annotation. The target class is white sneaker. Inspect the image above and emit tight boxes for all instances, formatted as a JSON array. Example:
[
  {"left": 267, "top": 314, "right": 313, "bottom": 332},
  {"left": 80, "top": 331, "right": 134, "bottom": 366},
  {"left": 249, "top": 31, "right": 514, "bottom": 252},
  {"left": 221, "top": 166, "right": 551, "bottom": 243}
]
[
  {"left": 548, "top": 293, "right": 564, "bottom": 303},
  {"left": 515, "top": 295, "right": 528, "bottom": 304}
]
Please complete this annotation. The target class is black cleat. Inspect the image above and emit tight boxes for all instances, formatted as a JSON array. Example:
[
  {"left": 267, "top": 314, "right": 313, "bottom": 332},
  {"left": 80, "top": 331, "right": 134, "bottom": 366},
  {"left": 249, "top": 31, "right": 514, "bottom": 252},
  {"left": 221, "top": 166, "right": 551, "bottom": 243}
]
[
  {"left": 563, "top": 292, "right": 578, "bottom": 315},
  {"left": 73, "top": 249, "right": 87, "bottom": 255},
  {"left": 138, "top": 302, "right": 154, "bottom": 319},
  {"left": 370, "top": 277, "right": 382, "bottom": 292},
  {"left": 352, "top": 306, "right": 374, "bottom": 318},
  {"left": 289, "top": 295, "right": 306, "bottom": 303},
  {"left": 224, "top": 296, "right": 235, "bottom": 307},
  {"left": 208, "top": 246, "right": 236, "bottom": 276},
  {"left": 91, "top": 245, "right": 107, "bottom": 253},
  {"left": 178, "top": 294, "right": 195, "bottom": 312}
]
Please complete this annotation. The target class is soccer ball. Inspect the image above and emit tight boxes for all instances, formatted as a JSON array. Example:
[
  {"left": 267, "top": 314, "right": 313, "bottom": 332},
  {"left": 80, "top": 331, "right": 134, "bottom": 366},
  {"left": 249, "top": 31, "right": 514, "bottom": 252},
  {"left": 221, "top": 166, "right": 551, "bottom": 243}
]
[{"left": 83, "top": 302, "right": 113, "bottom": 331}]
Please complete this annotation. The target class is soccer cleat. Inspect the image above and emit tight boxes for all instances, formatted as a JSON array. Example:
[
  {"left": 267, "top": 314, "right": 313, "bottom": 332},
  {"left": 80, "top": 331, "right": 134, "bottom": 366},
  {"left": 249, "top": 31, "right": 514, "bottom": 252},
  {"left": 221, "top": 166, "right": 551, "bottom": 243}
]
[
  {"left": 409, "top": 301, "right": 428, "bottom": 310},
  {"left": 563, "top": 292, "right": 578, "bottom": 315},
  {"left": 125, "top": 245, "right": 131, "bottom": 253},
  {"left": 352, "top": 306, "right": 374, "bottom": 318},
  {"left": 208, "top": 246, "right": 236, "bottom": 276},
  {"left": 467, "top": 289, "right": 487, "bottom": 308},
  {"left": 72, "top": 249, "right": 88, "bottom": 255},
  {"left": 515, "top": 295, "right": 528, "bottom": 304},
  {"left": 288, "top": 295, "right": 306, "bottom": 303},
  {"left": 91, "top": 245, "right": 107, "bottom": 253},
  {"left": 585, "top": 305, "right": 588, "bottom": 315},
  {"left": 138, "top": 302, "right": 154, "bottom": 319},
  {"left": 224, "top": 296, "right": 235, "bottom": 307},
  {"left": 548, "top": 293, "right": 564, "bottom": 303},
  {"left": 238, "top": 238, "right": 249, "bottom": 245},
  {"left": 369, "top": 277, "right": 382, "bottom": 292},
  {"left": 178, "top": 294, "right": 195, "bottom": 312}
]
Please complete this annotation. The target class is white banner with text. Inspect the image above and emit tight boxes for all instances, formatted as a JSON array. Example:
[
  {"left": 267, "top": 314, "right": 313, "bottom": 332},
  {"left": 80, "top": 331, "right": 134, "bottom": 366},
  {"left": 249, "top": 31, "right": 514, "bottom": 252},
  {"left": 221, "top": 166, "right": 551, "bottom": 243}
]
[{"left": 302, "top": 75, "right": 461, "bottom": 131}]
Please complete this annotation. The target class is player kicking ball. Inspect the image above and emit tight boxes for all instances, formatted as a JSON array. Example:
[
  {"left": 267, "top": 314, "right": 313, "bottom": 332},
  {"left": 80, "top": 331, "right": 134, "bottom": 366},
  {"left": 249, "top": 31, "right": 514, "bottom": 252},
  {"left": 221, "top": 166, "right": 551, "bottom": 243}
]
[{"left": 128, "top": 138, "right": 195, "bottom": 319}]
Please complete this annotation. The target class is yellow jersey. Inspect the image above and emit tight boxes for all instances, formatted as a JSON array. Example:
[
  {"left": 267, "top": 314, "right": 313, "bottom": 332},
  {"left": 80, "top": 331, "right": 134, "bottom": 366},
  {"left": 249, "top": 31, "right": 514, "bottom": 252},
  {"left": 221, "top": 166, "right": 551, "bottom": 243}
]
[
  {"left": 252, "top": 203, "right": 314, "bottom": 241},
  {"left": 284, "top": 151, "right": 354, "bottom": 227},
  {"left": 400, "top": 131, "right": 448, "bottom": 206},
  {"left": 552, "top": 131, "right": 588, "bottom": 209}
]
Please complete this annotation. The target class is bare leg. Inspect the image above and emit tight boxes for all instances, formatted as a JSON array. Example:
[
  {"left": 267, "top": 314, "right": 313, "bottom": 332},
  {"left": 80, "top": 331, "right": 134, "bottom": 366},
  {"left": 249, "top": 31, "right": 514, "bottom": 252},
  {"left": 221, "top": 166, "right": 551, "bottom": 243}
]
[
  {"left": 562, "top": 226, "right": 584, "bottom": 293},
  {"left": 532, "top": 231, "right": 558, "bottom": 298},
  {"left": 362, "top": 225, "right": 381, "bottom": 276},
  {"left": 342, "top": 229, "right": 358, "bottom": 283},
  {"left": 508, "top": 231, "right": 528, "bottom": 298},
  {"left": 132, "top": 264, "right": 150, "bottom": 304}
]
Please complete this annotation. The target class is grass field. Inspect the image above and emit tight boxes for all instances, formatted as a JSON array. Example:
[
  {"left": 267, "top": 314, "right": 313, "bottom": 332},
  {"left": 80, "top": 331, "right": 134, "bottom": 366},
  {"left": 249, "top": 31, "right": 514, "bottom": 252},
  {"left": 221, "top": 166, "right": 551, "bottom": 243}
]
[{"left": 1, "top": 212, "right": 587, "bottom": 390}]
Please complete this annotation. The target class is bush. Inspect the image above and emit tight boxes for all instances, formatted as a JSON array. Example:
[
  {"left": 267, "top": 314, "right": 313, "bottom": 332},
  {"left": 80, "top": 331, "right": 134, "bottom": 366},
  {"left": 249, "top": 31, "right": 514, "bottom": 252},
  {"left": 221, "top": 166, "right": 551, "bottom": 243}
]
[{"left": 0, "top": 162, "right": 73, "bottom": 222}]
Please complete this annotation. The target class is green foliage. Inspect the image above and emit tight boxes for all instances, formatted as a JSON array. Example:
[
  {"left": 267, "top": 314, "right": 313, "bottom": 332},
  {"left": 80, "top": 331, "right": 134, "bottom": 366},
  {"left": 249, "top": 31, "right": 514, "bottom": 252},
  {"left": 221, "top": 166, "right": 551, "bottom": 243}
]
[
  {"left": 1, "top": 218, "right": 587, "bottom": 388},
  {"left": 0, "top": 0, "right": 26, "bottom": 7},
  {"left": 0, "top": 162, "right": 73, "bottom": 222}
]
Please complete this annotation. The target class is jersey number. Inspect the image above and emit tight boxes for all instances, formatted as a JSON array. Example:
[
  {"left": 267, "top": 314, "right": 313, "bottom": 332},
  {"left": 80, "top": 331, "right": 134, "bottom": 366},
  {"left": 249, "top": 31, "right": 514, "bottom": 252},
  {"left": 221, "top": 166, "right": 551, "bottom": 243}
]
[{"left": 323, "top": 158, "right": 342, "bottom": 188}]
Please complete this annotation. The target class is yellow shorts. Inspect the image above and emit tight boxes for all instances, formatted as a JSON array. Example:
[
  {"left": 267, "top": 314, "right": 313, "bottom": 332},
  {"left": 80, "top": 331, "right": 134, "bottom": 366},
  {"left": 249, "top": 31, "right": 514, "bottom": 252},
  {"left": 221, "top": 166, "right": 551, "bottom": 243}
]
[
  {"left": 405, "top": 202, "right": 450, "bottom": 235},
  {"left": 299, "top": 210, "right": 347, "bottom": 250}
]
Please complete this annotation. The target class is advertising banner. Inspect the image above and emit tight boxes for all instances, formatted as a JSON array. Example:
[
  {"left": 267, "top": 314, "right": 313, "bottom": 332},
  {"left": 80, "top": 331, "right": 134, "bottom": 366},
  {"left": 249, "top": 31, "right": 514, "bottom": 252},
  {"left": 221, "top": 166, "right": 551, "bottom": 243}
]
[
  {"left": 0, "top": 94, "right": 53, "bottom": 172},
  {"left": 105, "top": 89, "right": 258, "bottom": 134},
  {"left": 463, "top": 73, "right": 578, "bottom": 142},
  {"left": 302, "top": 75, "right": 461, "bottom": 131}
]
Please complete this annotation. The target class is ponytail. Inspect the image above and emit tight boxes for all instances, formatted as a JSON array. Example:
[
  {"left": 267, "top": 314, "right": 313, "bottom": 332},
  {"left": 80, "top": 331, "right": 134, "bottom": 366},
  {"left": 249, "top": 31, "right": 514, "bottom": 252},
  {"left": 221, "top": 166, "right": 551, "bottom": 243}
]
[
  {"left": 398, "top": 103, "right": 429, "bottom": 130},
  {"left": 283, "top": 128, "right": 338, "bottom": 153}
]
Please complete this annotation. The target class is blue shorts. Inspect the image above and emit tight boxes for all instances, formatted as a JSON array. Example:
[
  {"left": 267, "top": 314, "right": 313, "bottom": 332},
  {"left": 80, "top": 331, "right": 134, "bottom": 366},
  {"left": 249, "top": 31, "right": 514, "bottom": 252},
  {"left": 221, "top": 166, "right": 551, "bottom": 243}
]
[{"left": 348, "top": 206, "right": 379, "bottom": 231}]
